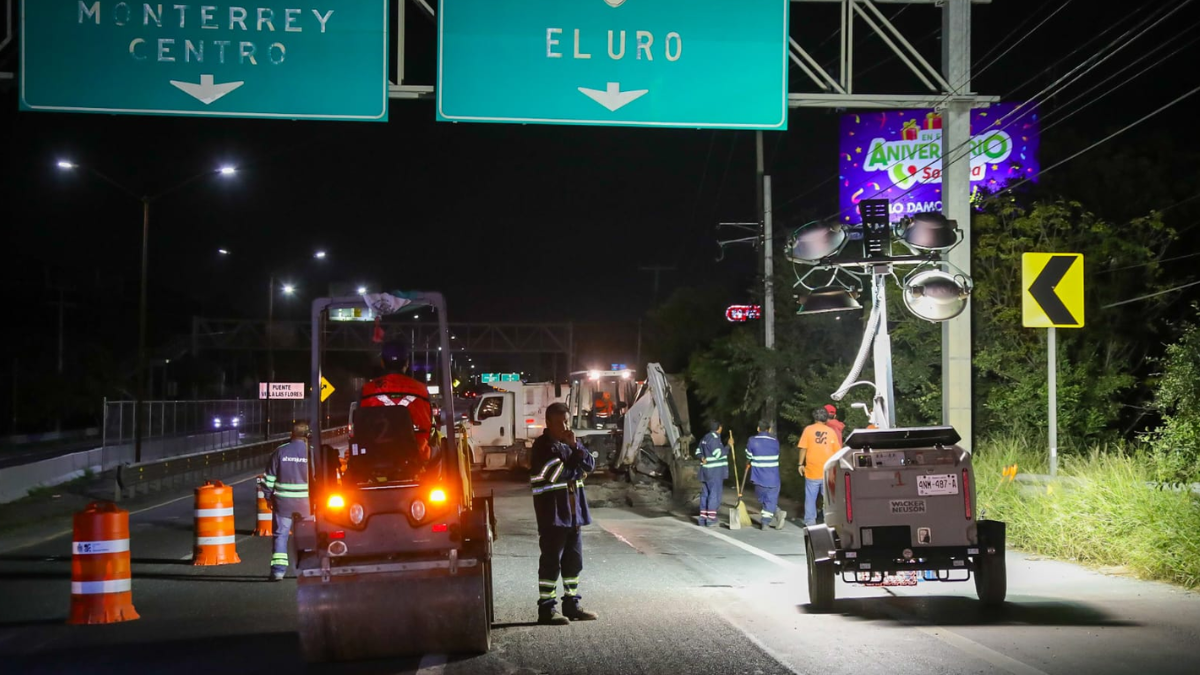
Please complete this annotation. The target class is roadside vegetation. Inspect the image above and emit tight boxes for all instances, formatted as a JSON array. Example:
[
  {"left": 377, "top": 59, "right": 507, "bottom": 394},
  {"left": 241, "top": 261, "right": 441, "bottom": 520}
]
[
  {"left": 642, "top": 137, "right": 1200, "bottom": 588},
  {"left": 974, "top": 435, "right": 1200, "bottom": 590}
]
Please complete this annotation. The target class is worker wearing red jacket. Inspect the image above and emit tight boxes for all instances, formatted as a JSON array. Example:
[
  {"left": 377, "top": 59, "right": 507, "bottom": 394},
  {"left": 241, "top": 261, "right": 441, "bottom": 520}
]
[{"left": 360, "top": 340, "right": 433, "bottom": 460}]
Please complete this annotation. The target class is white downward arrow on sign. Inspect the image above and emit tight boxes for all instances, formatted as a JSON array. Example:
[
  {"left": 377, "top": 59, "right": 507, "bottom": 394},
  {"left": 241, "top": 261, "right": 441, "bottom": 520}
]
[
  {"left": 578, "top": 82, "right": 649, "bottom": 112},
  {"left": 169, "top": 74, "right": 245, "bottom": 105}
]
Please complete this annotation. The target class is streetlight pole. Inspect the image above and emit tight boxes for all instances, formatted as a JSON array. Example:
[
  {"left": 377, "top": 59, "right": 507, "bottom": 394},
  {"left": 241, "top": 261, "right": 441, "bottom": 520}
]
[
  {"left": 265, "top": 274, "right": 275, "bottom": 441},
  {"left": 57, "top": 161, "right": 236, "bottom": 463}
]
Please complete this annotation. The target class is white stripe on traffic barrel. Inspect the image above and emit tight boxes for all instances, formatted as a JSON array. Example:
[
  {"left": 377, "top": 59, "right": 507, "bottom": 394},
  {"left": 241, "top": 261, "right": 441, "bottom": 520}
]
[
  {"left": 71, "top": 578, "right": 132, "bottom": 595},
  {"left": 195, "top": 535, "right": 236, "bottom": 546},
  {"left": 194, "top": 508, "right": 234, "bottom": 518}
]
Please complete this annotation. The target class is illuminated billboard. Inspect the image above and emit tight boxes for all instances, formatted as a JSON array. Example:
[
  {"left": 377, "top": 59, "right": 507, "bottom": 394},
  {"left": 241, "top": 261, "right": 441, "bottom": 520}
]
[{"left": 838, "top": 102, "right": 1040, "bottom": 223}]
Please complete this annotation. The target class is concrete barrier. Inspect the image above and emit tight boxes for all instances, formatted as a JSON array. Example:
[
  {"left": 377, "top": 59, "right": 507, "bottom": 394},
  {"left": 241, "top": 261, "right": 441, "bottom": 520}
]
[{"left": 0, "top": 447, "right": 105, "bottom": 504}]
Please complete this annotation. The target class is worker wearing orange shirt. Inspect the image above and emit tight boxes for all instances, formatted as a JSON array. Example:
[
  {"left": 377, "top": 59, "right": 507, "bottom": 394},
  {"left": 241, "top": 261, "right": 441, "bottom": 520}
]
[{"left": 798, "top": 407, "right": 840, "bottom": 527}]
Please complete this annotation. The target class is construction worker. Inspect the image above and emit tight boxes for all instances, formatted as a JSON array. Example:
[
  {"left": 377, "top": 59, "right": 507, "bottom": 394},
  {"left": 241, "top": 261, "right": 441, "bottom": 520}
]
[
  {"left": 694, "top": 420, "right": 729, "bottom": 527},
  {"left": 360, "top": 339, "right": 433, "bottom": 461},
  {"left": 262, "top": 422, "right": 311, "bottom": 581},
  {"left": 745, "top": 420, "right": 782, "bottom": 530},
  {"left": 798, "top": 407, "right": 841, "bottom": 526},
  {"left": 823, "top": 404, "right": 846, "bottom": 447},
  {"left": 530, "top": 402, "right": 599, "bottom": 625}
]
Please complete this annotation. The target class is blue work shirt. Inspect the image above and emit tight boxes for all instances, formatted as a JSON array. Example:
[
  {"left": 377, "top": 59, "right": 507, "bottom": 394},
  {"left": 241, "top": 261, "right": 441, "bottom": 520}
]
[
  {"left": 530, "top": 432, "right": 596, "bottom": 531},
  {"left": 745, "top": 432, "right": 781, "bottom": 488},
  {"left": 695, "top": 431, "right": 730, "bottom": 484}
]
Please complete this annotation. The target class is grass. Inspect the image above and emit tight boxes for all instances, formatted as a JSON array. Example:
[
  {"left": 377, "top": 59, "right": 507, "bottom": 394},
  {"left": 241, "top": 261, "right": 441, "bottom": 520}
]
[{"left": 973, "top": 435, "right": 1200, "bottom": 590}]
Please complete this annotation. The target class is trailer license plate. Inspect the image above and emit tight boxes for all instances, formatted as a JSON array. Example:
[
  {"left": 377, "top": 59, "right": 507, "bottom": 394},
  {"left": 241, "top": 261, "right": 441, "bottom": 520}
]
[
  {"left": 889, "top": 499, "right": 927, "bottom": 514},
  {"left": 917, "top": 474, "right": 959, "bottom": 496}
]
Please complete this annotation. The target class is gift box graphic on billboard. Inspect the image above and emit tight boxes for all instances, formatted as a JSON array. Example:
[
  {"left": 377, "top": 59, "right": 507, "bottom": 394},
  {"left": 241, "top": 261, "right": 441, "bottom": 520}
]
[{"left": 838, "top": 103, "right": 1040, "bottom": 222}]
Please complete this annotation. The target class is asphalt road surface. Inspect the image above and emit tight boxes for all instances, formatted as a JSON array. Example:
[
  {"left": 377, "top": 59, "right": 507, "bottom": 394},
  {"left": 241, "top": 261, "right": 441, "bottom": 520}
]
[{"left": 2, "top": 462, "right": 1199, "bottom": 675}]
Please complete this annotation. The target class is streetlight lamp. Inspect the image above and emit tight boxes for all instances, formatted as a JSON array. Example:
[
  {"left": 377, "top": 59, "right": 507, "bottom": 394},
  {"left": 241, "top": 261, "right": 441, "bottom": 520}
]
[
  {"left": 57, "top": 159, "right": 236, "bottom": 463},
  {"left": 265, "top": 252, "right": 326, "bottom": 439}
]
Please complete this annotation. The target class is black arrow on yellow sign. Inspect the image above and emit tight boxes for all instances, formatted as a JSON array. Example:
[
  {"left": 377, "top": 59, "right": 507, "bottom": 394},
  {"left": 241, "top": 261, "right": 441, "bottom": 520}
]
[{"left": 1028, "top": 255, "right": 1079, "bottom": 326}]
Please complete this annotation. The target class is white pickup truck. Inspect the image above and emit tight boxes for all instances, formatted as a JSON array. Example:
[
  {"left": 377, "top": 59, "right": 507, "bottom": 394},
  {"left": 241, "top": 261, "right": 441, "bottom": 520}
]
[{"left": 467, "top": 381, "right": 565, "bottom": 471}]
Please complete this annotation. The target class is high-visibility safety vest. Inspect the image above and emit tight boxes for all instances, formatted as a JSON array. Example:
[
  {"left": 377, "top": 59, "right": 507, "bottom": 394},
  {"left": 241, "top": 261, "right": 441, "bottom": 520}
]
[
  {"left": 263, "top": 438, "right": 310, "bottom": 510},
  {"left": 746, "top": 433, "right": 781, "bottom": 487},
  {"left": 529, "top": 433, "right": 596, "bottom": 531},
  {"left": 695, "top": 431, "right": 729, "bottom": 483}
]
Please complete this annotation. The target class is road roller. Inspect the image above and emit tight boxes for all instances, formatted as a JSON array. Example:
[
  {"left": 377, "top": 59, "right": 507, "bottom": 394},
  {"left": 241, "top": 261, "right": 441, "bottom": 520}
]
[
  {"left": 295, "top": 292, "right": 494, "bottom": 662},
  {"left": 804, "top": 426, "right": 1007, "bottom": 612}
]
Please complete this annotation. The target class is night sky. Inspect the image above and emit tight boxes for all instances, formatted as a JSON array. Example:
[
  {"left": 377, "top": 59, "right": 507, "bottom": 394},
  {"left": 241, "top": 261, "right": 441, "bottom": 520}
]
[{"left": 3, "top": 0, "right": 1198, "bottom": 397}]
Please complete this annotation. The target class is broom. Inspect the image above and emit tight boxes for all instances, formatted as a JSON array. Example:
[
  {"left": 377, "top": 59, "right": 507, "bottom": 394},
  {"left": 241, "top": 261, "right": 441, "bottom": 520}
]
[{"left": 727, "top": 430, "right": 752, "bottom": 529}]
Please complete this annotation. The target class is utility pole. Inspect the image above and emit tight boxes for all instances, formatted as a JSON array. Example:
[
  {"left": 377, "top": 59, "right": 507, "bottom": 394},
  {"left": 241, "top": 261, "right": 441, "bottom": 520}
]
[
  {"left": 941, "top": 0, "right": 974, "bottom": 450},
  {"left": 638, "top": 265, "right": 676, "bottom": 305},
  {"left": 757, "top": 131, "right": 777, "bottom": 429}
]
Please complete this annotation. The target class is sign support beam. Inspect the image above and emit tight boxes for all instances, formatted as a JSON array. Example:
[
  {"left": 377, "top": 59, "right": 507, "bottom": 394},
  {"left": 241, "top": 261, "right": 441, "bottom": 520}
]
[
  {"left": 941, "top": 0, "right": 974, "bottom": 450},
  {"left": 1048, "top": 327, "right": 1058, "bottom": 476}
]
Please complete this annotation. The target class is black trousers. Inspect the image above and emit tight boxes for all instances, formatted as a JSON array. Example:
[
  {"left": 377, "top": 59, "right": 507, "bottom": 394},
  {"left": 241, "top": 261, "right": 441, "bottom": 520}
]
[{"left": 537, "top": 526, "right": 583, "bottom": 608}]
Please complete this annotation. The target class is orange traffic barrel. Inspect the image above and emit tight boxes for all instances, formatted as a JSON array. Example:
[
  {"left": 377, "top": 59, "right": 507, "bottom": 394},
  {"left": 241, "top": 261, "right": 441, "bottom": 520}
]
[
  {"left": 254, "top": 476, "right": 273, "bottom": 537},
  {"left": 68, "top": 501, "right": 139, "bottom": 624},
  {"left": 193, "top": 480, "right": 241, "bottom": 566}
]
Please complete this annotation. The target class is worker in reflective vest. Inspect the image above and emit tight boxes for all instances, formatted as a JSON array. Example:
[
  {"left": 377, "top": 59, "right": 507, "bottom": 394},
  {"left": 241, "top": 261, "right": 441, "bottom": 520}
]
[
  {"left": 360, "top": 339, "right": 433, "bottom": 461},
  {"left": 262, "top": 422, "right": 311, "bottom": 581},
  {"left": 694, "top": 420, "right": 729, "bottom": 527},
  {"left": 530, "top": 402, "right": 599, "bottom": 626},
  {"left": 745, "top": 421, "right": 781, "bottom": 530}
]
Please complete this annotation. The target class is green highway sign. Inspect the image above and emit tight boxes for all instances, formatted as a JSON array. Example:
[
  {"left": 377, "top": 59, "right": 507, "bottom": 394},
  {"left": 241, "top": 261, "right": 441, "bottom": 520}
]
[
  {"left": 20, "top": 1, "right": 389, "bottom": 121},
  {"left": 500, "top": 373, "right": 520, "bottom": 382},
  {"left": 437, "top": 0, "right": 789, "bottom": 130},
  {"left": 481, "top": 373, "right": 499, "bottom": 383}
]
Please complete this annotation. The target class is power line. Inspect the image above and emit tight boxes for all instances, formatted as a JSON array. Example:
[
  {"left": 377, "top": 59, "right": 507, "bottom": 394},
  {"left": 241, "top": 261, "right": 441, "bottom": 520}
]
[
  {"left": 1102, "top": 280, "right": 1200, "bottom": 308},
  {"left": 971, "top": 0, "right": 1077, "bottom": 87},
  {"left": 1097, "top": 250, "right": 1200, "bottom": 275},
  {"left": 818, "top": 0, "right": 1195, "bottom": 223},
  {"left": 994, "top": 83, "right": 1200, "bottom": 198},
  {"left": 1042, "top": 29, "right": 1200, "bottom": 132}
]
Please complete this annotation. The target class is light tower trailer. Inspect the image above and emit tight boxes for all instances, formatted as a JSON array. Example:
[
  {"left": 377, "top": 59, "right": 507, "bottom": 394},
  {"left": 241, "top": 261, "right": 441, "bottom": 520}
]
[{"left": 803, "top": 426, "right": 1006, "bottom": 611}]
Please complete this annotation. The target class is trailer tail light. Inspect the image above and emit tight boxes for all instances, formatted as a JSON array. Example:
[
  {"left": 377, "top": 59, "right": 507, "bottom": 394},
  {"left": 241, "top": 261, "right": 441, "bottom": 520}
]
[
  {"left": 432, "top": 523, "right": 449, "bottom": 533},
  {"left": 845, "top": 473, "right": 854, "bottom": 523},
  {"left": 962, "top": 468, "right": 973, "bottom": 520},
  {"left": 330, "top": 530, "right": 346, "bottom": 540}
]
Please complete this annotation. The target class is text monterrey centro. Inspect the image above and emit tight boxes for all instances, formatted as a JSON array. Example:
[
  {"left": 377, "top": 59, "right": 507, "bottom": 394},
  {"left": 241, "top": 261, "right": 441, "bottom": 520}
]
[
  {"left": 21, "top": 2, "right": 388, "bottom": 121},
  {"left": 437, "top": 0, "right": 790, "bottom": 130}
]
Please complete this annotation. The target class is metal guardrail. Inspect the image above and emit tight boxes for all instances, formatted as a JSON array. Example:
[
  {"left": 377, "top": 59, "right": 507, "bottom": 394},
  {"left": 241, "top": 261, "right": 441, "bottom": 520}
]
[
  {"left": 101, "top": 398, "right": 346, "bottom": 467},
  {"left": 113, "top": 425, "right": 349, "bottom": 501}
]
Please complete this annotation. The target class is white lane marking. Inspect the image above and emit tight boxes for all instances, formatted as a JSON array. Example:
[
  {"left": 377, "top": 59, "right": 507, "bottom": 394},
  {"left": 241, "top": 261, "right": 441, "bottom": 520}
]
[
  {"left": 685, "top": 519, "right": 1050, "bottom": 675},
  {"left": 415, "top": 652, "right": 447, "bottom": 674},
  {"left": 693, "top": 522, "right": 800, "bottom": 569},
  {"left": 607, "top": 531, "right": 642, "bottom": 553}
]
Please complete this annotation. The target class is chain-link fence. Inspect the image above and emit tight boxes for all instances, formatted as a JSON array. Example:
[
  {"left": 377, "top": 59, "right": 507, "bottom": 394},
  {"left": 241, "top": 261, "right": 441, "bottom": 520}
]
[{"left": 101, "top": 398, "right": 348, "bottom": 466}]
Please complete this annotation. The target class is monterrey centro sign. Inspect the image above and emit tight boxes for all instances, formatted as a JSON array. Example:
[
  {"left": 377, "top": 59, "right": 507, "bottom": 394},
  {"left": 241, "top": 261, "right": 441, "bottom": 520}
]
[
  {"left": 20, "top": 1, "right": 388, "bottom": 121},
  {"left": 838, "top": 102, "right": 1041, "bottom": 222}
]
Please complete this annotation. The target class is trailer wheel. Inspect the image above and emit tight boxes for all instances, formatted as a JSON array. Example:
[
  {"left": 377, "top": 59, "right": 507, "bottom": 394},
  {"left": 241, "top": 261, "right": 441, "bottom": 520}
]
[
  {"left": 974, "top": 520, "right": 1007, "bottom": 607},
  {"left": 806, "top": 535, "right": 835, "bottom": 612}
]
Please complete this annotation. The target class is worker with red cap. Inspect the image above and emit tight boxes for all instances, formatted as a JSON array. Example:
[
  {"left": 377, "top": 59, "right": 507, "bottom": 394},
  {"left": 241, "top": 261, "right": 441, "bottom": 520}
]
[
  {"left": 359, "top": 339, "right": 433, "bottom": 461},
  {"left": 823, "top": 404, "right": 846, "bottom": 447}
]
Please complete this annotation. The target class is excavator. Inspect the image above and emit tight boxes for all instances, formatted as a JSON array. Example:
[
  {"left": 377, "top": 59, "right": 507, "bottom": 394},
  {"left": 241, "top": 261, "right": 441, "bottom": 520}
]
[{"left": 294, "top": 291, "right": 494, "bottom": 662}]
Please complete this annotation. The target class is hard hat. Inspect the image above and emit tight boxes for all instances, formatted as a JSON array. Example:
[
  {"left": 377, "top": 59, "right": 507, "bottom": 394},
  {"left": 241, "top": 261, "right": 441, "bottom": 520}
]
[
  {"left": 381, "top": 340, "right": 410, "bottom": 365},
  {"left": 824, "top": 404, "right": 837, "bottom": 415}
]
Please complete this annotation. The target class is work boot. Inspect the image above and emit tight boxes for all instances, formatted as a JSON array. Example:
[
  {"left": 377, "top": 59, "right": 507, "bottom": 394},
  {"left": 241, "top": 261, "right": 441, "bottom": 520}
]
[
  {"left": 538, "top": 606, "right": 570, "bottom": 626},
  {"left": 268, "top": 569, "right": 285, "bottom": 582},
  {"left": 562, "top": 603, "right": 599, "bottom": 621},
  {"left": 760, "top": 519, "right": 772, "bottom": 530}
]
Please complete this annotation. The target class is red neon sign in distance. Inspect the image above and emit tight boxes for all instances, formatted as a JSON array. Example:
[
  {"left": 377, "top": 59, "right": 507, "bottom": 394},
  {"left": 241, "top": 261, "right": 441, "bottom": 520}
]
[{"left": 725, "top": 305, "right": 763, "bottom": 322}]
